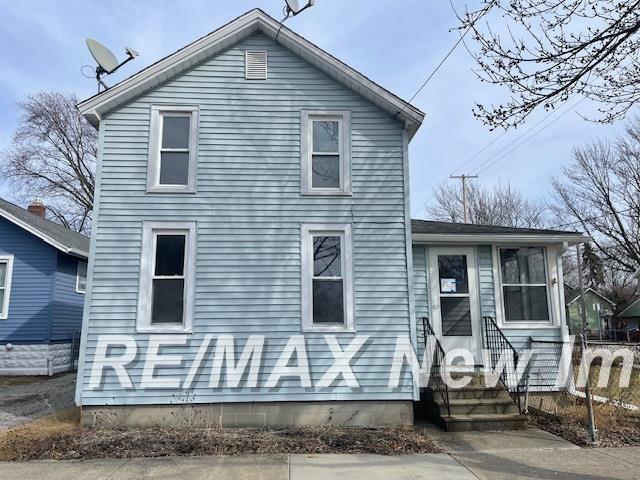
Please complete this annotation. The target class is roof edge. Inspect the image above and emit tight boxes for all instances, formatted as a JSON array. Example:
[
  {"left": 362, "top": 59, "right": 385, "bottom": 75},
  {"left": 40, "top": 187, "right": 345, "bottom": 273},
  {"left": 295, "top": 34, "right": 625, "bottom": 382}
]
[
  {"left": 618, "top": 297, "right": 640, "bottom": 317},
  {"left": 77, "top": 9, "right": 424, "bottom": 134},
  {"left": 565, "top": 287, "right": 615, "bottom": 306},
  {"left": 411, "top": 232, "right": 589, "bottom": 245},
  {"left": 0, "top": 208, "right": 89, "bottom": 259}
]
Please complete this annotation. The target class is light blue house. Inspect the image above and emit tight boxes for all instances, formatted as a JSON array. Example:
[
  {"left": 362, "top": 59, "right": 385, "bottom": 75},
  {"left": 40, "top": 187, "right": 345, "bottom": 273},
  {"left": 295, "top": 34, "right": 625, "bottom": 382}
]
[
  {"left": 76, "top": 9, "right": 586, "bottom": 430},
  {"left": 0, "top": 198, "right": 89, "bottom": 375}
]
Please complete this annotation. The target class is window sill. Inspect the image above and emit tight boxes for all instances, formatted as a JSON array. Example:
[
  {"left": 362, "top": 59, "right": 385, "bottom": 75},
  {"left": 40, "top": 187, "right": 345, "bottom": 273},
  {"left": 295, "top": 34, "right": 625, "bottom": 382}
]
[
  {"left": 498, "top": 322, "right": 559, "bottom": 330},
  {"left": 136, "top": 325, "right": 193, "bottom": 334},
  {"left": 302, "top": 326, "right": 356, "bottom": 334},
  {"left": 146, "top": 188, "right": 197, "bottom": 194},
  {"left": 301, "top": 190, "right": 352, "bottom": 197}
]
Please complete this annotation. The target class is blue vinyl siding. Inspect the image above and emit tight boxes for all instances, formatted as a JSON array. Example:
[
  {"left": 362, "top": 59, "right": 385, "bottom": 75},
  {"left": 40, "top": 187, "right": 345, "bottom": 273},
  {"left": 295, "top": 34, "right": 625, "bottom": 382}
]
[
  {"left": 50, "top": 252, "right": 85, "bottom": 342},
  {"left": 0, "top": 217, "right": 56, "bottom": 344},
  {"left": 78, "top": 33, "right": 413, "bottom": 406}
]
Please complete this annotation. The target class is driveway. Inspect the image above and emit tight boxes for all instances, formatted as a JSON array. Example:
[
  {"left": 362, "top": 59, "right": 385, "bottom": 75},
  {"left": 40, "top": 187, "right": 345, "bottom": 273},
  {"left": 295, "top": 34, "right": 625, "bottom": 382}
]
[{"left": 0, "top": 373, "right": 77, "bottom": 430}]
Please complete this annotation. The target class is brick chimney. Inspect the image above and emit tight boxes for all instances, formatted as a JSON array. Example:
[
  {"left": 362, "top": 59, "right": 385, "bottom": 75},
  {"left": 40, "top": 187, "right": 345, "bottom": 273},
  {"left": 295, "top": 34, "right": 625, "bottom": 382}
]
[{"left": 27, "top": 199, "right": 46, "bottom": 218}]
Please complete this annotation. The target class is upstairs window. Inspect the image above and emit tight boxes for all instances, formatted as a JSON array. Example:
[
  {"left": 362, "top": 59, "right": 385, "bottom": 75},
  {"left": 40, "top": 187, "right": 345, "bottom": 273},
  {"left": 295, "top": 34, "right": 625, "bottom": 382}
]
[
  {"left": 301, "top": 224, "right": 354, "bottom": 331},
  {"left": 301, "top": 111, "right": 351, "bottom": 195},
  {"left": 498, "top": 247, "right": 550, "bottom": 324},
  {"left": 147, "top": 106, "right": 198, "bottom": 193},
  {"left": 0, "top": 255, "right": 14, "bottom": 319},
  {"left": 76, "top": 261, "right": 87, "bottom": 294},
  {"left": 137, "top": 222, "right": 196, "bottom": 333}
]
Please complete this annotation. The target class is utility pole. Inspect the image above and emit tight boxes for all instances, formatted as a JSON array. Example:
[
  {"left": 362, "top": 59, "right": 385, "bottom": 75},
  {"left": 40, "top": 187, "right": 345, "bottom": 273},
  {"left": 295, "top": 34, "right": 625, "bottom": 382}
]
[{"left": 450, "top": 174, "right": 478, "bottom": 223}]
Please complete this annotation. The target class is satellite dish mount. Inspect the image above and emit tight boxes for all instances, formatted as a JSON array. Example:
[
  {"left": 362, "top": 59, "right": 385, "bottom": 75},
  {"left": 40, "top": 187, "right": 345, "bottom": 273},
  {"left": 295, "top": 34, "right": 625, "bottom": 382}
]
[
  {"left": 86, "top": 38, "right": 138, "bottom": 93},
  {"left": 282, "top": 0, "right": 315, "bottom": 21}
]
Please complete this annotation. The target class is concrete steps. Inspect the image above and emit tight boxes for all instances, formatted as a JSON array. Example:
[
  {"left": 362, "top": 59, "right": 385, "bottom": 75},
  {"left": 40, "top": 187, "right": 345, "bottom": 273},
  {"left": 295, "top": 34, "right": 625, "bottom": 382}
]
[
  {"left": 419, "top": 373, "right": 528, "bottom": 432},
  {"left": 442, "top": 413, "right": 528, "bottom": 432}
]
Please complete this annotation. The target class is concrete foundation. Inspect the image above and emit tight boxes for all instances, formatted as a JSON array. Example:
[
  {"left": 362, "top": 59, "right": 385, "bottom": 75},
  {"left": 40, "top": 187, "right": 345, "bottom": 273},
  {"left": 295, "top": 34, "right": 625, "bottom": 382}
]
[
  {"left": 81, "top": 400, "right": 414, "bottom": 428},
  {"left": 0, "top": 343, "right": 72, "bottom": 375}
]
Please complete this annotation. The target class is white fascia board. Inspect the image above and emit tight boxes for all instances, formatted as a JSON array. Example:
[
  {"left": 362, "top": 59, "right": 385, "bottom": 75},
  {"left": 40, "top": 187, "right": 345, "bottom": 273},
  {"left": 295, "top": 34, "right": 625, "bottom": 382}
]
[
  {"left": 411, "top": 233, "right": 590, "bottom": 245},
  {"left": 618, "top": 298, "right": 640, "bottom": 317},
  {"left": 0, "top": 209, "right": 89, "bottom": 259},
  {"left": 565, "top": 288, "right": 615, "bottom": 307},
  {"left": 77, "top": 10, "right": 424, "bottom": 136}
]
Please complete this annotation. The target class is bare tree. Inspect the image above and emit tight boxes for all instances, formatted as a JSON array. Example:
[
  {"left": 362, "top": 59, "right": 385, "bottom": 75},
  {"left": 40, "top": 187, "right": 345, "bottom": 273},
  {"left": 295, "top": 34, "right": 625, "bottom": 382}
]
[
  {"left": 3, "top": 92, "right": 96, "bottom": 233},
  {"left": 458, "top": 1, "right": 640, "bottom": 129},
  {"left": 427, "top": 180, "right": 547, "bottom": 228},
  {"left": 551, "top": 118, "right": 640, "bottom": 273}
]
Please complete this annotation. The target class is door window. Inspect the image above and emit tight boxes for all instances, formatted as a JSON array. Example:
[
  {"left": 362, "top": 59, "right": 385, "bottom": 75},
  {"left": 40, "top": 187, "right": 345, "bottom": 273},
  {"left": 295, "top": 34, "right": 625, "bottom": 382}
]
[{"left": 437, "top": 254, "right": 472, "bottom": 336}]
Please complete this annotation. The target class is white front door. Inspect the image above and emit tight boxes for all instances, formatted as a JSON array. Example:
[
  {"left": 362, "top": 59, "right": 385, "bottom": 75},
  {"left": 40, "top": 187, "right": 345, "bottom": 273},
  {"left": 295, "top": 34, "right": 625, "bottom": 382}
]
[{"left": 428, "top": 246, "right": 482, "bottom": 365}]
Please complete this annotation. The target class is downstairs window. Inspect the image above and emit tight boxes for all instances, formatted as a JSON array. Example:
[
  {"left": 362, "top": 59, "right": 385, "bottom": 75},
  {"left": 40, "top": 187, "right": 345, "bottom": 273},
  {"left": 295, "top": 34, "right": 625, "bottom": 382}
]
[
  {"left": 498, "top": 247, "right": 550, "bottom": 324},
  {"left": 301, "top": 224, "right": 354, "bottom": 331},
  {"left": 137, "top": 222, "right": 196, "bottom": 333}
]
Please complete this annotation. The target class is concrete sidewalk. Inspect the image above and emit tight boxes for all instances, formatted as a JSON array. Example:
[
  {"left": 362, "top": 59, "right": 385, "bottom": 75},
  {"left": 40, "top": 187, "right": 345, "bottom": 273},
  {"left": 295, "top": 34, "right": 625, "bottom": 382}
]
[
  {"left": 0, "top": 454, "right": 475, "bottom": 480},
  {"left": 2, "top": 427, "right": 640, "bottom": 479},
  {"left": 2, "top": 449, "right": 640, "bottom": 479}
]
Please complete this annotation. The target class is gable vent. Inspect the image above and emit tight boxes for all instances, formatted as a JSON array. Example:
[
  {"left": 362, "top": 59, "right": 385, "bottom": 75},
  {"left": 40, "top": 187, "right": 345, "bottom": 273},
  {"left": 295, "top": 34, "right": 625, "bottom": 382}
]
[{"left": 245, "top": 51, "right": 267, "bottom": 80}]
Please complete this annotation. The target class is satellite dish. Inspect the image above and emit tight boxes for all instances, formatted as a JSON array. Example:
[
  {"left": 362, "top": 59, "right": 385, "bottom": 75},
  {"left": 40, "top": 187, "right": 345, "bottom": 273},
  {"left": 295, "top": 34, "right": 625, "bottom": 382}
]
[
  {"left": 84, "top": 38, "right": 139, "bottom": 92},
  {"left": 86, "top": 39, "right": 119, "bottom": 73},
  {"left": 285, "top": 0, "right": 301, "bottom": 14}
]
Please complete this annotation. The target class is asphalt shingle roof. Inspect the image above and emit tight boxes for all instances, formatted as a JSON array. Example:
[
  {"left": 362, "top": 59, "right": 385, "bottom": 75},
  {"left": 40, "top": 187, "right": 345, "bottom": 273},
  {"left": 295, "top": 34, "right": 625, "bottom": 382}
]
[{"left": 0, "top": 198, "right": 89, "bottom": 258}]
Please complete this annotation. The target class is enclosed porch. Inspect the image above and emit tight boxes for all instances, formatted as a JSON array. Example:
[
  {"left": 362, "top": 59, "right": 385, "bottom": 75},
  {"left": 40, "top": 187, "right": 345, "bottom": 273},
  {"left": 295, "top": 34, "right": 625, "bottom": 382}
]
[{"left": 410, "top": 219, "right": 587, "bottom": 430}]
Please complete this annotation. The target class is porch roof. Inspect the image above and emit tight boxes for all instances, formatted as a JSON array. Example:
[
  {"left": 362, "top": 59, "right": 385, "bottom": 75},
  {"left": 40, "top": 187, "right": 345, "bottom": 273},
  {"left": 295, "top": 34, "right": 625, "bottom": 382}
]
[{"left": 411, "top": 219, "right": 588, "bottom": 245}]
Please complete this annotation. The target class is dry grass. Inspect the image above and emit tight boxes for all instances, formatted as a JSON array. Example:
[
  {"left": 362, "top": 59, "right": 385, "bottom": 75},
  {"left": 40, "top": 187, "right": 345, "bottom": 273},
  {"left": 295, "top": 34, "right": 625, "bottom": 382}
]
[
  {"left": 0, "top": 407, "right": 80, "bottom": 461},
  {"left": 529, "top": 407, "right": 640, "bottom": 447},
  {"left": 0, "top": 410, "right": 438, "bottom": 461}
]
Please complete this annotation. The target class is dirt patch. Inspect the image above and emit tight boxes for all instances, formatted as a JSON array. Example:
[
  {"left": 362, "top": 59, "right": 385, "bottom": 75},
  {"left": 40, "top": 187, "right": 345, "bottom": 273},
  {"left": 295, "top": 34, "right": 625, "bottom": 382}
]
[
  {"left": 529, "top": 408, "right": 640, "bottom": 447},
  {"left": 0, "top": 417, "right": 438, "bottom": 461},
  {"left": 0, "top": 376, "right": 52, "bottom": 387}
]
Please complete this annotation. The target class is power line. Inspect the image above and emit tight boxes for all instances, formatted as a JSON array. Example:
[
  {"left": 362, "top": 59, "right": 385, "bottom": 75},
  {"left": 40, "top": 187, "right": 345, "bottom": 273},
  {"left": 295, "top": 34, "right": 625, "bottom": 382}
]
[
  {"left": 394, "top": 24, "right": 473, "bottom": 119},
  {"left": 474, "top": 96, "right": 588, "bottom": 175},
  {"left": 547, "top": 207, "right": 635, "bottom": 230},
  {"left": 449, "top": 129, "right": 509, "bottom": 176}
]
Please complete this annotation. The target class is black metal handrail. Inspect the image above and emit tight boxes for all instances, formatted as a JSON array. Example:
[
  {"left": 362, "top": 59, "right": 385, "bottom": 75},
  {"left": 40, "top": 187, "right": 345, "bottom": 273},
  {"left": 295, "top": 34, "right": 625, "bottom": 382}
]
[
  {"left": 482, "top": 316, "right": 524, "bottom": 413},
  {"left": 420, "top": 317, "right": 451, "bottom": 417}
]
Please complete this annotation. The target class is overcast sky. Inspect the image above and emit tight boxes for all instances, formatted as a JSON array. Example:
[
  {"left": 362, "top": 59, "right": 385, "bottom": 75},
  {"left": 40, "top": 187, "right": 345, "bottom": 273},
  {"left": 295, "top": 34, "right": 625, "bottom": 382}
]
[{"left": 0, "top": 0, "right": 628, "bottom": 217}]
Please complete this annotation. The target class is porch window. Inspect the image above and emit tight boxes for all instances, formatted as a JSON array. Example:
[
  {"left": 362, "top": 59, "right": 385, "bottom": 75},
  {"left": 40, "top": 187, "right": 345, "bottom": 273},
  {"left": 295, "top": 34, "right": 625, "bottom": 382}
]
[
  {"left": 0, "top": 255, "right": 14, "bottom": 319},
  {"left": 499, "top": 247, "right": 550, "bottom": 323},
  {"left": 137, "top": 222, "right": 196, "bottom": 333},
  {"left": 301, "top": 111, "right": 351, "bottom": 195},
  {"left": 147, "top": 105, "right": 198, "bottom": 193},
  {"left": 301, "top": 224, "right": 354, "bottom": 331}
]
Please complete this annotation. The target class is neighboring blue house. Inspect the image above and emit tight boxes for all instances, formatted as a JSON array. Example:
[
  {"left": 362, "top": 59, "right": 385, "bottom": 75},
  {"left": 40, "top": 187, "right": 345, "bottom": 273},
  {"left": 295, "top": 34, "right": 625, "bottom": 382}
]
[
  {"left": 0, "top": 198, "right": 89, "bottom": 375},
  {"left": 75, "top": 9, "right": 586, "bottom": 430}
]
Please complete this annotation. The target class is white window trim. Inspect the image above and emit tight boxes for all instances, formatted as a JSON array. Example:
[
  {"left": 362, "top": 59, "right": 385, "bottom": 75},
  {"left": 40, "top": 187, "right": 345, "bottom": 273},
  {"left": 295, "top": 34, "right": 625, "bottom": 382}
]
[
  {"left": 147, "top": 105, "right": 199, "bottom": 194},
  {"left": 492, "top": 245, "right": 559, "bottom": 329},
  {"left": 301, "top": 223, "right": 355, "bottom": 332},
  {"left": 300, "top": 110, "right": 352, "bottom": 196},
  {"left": 137, "top": 221, "right": 196, "bottom": 333},
  {"left": 0, "top": 255, "right": 14, "bottom": 320},
  {"left": 76, "top": 261, "right": 87, "bottom": 294}
]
